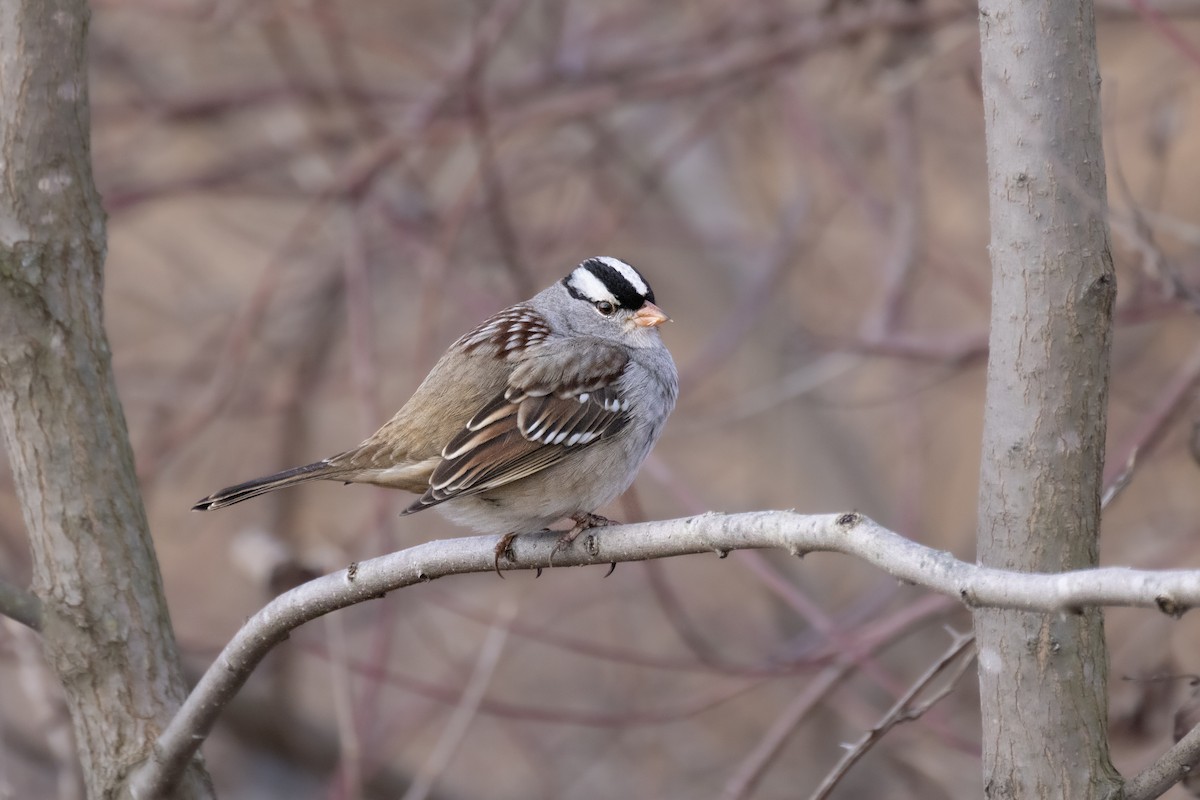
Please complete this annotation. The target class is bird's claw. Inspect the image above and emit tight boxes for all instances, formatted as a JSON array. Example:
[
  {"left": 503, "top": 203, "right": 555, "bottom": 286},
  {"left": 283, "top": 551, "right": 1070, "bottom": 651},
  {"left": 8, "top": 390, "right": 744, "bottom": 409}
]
[
  {"left": 549, "top": 513, "right": 620, "bottom": 566},
  {"left": 498, "top": 516, "right": 619, "bottom": 576},
  {"left": 493, "top": 532, "right": 519, "bottom": 579}
]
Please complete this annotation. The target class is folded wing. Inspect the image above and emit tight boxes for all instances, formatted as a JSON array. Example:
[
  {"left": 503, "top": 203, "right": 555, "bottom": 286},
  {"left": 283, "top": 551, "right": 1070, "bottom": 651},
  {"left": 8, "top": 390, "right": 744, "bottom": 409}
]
[{"left": 403, "top": 337, "right": 630, "bottom": 513}]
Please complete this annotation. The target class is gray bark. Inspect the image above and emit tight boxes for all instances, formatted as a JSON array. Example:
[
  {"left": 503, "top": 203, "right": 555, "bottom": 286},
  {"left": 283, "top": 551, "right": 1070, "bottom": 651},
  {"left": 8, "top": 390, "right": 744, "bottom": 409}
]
[
  {"left": 0, "top": 2, "right": 213, "bottom": 797},
  {"left": 974, "top": 0, "right": 1119, "bottom": 797}
]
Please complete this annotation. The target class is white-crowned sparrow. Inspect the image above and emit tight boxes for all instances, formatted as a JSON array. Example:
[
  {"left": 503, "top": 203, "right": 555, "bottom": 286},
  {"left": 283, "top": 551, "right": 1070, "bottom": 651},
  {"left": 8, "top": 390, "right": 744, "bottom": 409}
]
[{"left": 193, "top": 257, "right": 678, "bottom": 567}]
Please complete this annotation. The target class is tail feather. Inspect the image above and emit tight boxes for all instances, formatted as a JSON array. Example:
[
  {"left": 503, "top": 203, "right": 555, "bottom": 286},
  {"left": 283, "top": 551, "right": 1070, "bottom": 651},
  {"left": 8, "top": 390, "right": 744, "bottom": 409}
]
[{"left": 192, "top": 461, "right": 337, "bottom": 511}]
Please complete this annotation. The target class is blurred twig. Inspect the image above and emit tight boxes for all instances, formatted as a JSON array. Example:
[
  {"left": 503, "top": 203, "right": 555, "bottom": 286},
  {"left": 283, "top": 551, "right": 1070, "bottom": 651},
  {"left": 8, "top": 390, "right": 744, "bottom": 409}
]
[
  {"left": 324, "top": 613, "right": 363, "bottom": 800},
  {"left": 861, "top": 84, "right": 922, "bottom": 341},
  {"left": 1123, "top": 0, "right": 1200, "bottom": 66},
  {"left": 679, "top": 194, "right": 812, "bottom": 393},
  {"left": 720, "top": 663, "right": 851, "bottom": 800},
  {"left": 1107, "top": 84, "right": 1200, "bottom": 315},
  {"left": 297, "top": 634, "right": 763, "bottom": 728},
  {"left": 422, "top": 585, "right": 954, "bottom": 679},
  {"left": 401, "top": 602, "right": 515, "bottom": 800},
  {"left": 463, "top": 0, "right": 537, "bottom": 298},
  {"left": 808, "top": 631, "right": 976, "bottom": 800},
  {"left": 1103, "top": 341, "right": 1200, "bottom": 498}
]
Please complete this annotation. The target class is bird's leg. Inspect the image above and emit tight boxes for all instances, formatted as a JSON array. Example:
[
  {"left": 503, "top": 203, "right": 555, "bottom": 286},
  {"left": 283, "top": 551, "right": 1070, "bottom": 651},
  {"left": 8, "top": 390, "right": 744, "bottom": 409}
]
[
  {"left": 550, "top": 513, "right": 619, "bottom": 566},
  {"left": 493, "top": 531, "right": 551, "bottom": 577}
]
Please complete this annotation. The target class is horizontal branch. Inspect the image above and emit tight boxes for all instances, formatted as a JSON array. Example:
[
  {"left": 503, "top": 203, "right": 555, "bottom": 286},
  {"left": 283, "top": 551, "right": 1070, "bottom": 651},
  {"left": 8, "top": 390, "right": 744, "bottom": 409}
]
[{"left": 127, "top": 510, "right": 1200, "bottom": 798}]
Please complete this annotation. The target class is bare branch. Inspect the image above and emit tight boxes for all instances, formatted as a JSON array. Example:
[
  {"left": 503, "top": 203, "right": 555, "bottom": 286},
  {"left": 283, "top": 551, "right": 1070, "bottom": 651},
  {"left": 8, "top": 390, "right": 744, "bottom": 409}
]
[
  {"left": 0, "top": 577, "right": 41, "bottom": 632},
  {"left": 126, "top": 510, "right": 1200, "bottom": 797},
  {"left": 1124, "top": 720, "right": 1200, "bottom": 800}
]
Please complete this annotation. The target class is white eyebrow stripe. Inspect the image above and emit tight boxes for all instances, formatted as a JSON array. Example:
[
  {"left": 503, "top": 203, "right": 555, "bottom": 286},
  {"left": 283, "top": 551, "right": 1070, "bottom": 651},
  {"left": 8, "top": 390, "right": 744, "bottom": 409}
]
[
  {"left": 595, "top": 256, "right": 648, "bottom": 296},
  {"left": 568, "top": 267, "right": 618, "bottom": 304}
]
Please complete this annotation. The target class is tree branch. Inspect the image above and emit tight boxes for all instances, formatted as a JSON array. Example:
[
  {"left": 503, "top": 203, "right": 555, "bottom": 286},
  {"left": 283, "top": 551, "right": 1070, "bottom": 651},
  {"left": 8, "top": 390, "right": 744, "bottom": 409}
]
[
  {"left": 0, "top": 576, "right": 41, "bottom": 631},
  {"left": 127, "top": 510, "right": 1200, "bottom": 798},
  {"left": 1124, "top": 720, "right": 1200, "bottom": 800}
]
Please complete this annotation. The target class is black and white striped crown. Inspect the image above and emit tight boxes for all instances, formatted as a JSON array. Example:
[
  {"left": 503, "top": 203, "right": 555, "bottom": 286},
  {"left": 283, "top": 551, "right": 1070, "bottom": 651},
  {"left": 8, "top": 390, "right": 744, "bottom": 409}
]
[{"left": 562, "top": 256, "right": 655, "bottom": 310}]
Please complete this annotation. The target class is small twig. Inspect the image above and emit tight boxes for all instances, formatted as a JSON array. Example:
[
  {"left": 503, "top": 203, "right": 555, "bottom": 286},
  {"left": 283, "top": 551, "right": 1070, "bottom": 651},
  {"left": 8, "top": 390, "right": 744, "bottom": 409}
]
[
  {"left": 808, "top": 632, "right": 976, "bottom": 800},
  {"left": 341, "top": 212, "right": 383, "bottom": 427},
  {"left": 323, "top": 614, "right": 362, "bottom": 800},
  {"left": 1104, "top": 340, "right": 1200, "bottom": 496},
  {"left": 861, "top": 83, "right": 921, "bottom": 341},
  {"left": 463, "top": 0, "right": 535, "bottom": 298},
  {"left": 296, "top": 633, "right": 763, "bottom": 728},
  {"left": 337, "top": 209, "right": 406, "bottom": 788},
  {"left": 720, "top": 664, "right": 851, "bottom": 800},
  {"left": 1106, "top": 82, "right": 1200, "bottom": 315},
  {"left": 731, "top": 549, "right": 916, "bottom": 713},
  {"left": 401, "top": 602, "right": 515, "bottom": 800},
  {"left": 1100, "top": 447, "right": 1138, "bottom": 510},
  {"left": 678, "top": 193, "right": 811, "bottom": 394},
  {"left": 643, "top": 559, "right": 728, "bottom": 668},
  {"left": 0, "top": 577, "right": 41, "bottom": 631},
  {"left": 1124, "top": 0, "right": 1200, "bottom": 68},
  {"left": 423, "top": 585, "right": 952, "bottom": 680}
]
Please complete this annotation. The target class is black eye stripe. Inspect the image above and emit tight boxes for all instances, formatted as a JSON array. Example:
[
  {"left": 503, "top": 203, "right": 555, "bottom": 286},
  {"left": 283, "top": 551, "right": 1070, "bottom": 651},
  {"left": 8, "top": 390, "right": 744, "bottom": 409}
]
[
  {"left": 571, "top": 258, "right": 654, "bottom": 309},
  {"left": 583, "top": 258, "right": 653, "bottom": 308}
]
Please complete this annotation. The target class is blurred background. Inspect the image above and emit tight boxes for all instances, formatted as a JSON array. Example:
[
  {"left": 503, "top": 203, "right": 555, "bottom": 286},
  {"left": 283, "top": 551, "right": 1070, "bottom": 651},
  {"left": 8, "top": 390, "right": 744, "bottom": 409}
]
[{"left": 5, "top": 0, "right": 1200, "bottom": 797}]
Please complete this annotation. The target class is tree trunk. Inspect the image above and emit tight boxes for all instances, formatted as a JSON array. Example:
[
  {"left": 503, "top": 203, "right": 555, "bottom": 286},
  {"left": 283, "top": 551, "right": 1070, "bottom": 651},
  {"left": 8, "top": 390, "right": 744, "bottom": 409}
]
[
  {"left": 0, "top": 2, "right": 213, "bottom": 797},
  {"left": 974, "top": 0, "right": 1119, "bottom": 797}
]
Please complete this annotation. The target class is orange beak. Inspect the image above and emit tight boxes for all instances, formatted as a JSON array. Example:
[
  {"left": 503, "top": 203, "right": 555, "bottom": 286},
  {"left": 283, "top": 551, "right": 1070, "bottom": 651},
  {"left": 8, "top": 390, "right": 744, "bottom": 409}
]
[{"left": 632, "top": 301, "right": 670, "bottom": 328}]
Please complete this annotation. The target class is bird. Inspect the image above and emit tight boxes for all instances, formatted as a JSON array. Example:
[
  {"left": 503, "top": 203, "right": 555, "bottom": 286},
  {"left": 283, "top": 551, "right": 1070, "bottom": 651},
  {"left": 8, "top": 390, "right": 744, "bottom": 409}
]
[{"left": 192, "top": 256, "right": 678, "bottom": 571}]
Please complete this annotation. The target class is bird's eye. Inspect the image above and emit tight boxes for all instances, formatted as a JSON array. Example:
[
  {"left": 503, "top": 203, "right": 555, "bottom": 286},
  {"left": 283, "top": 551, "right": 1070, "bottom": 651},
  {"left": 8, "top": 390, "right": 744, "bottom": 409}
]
[{"left": 595, "top": 300, "right": 616, "bottom": 316}]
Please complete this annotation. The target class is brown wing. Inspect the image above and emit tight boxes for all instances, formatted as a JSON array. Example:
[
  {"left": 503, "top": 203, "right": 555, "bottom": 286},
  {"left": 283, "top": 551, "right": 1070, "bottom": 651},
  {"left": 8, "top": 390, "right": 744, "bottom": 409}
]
[
  {"left": 403, "top": 337, "right": 630, "bottom": 513},
  {"left": 327, "top": 306, "right": 547, "bottom": 488}
]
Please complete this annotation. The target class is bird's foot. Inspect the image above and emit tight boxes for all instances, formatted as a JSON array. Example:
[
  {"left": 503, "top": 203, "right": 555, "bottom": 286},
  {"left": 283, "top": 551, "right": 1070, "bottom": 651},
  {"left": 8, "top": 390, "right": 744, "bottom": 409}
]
[
  {"left": 550, "top": 513, "right": 620, "bottom": 569},
  {"left": 493, "top": 532, "right": 519, "bottom": 578},
  {"left": 493, "top": 531, "right": 551, "bottom": 578},
  {"left": 498, "top": 516, "right": 619, "bottom": 576}
]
